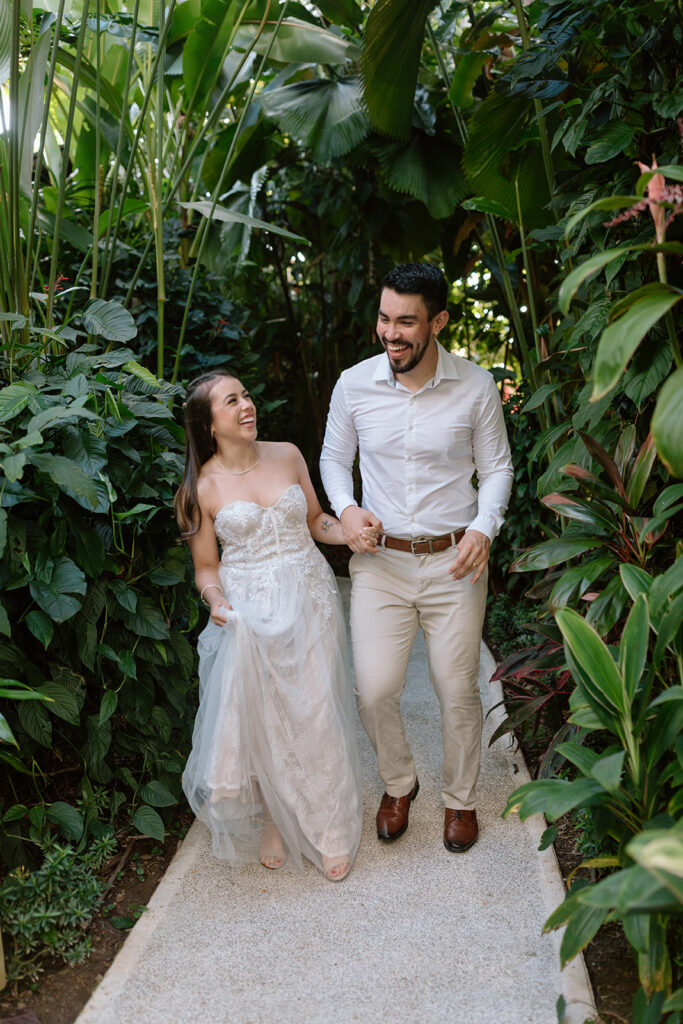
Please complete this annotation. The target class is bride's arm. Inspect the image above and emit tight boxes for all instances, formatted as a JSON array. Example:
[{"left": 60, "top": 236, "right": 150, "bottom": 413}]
[
  {"left": 187, "top": 506, "right": 232, "bottom": 623},
  {"left": 287, "top": 444, "right": 356, "bottom": 546}
]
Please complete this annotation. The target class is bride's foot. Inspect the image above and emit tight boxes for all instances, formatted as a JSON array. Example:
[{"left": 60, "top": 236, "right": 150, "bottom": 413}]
[
  {"left": 322, "top": 854, "right": 352, "bottom": 882},
  {"left": 259, "top": 822, "right": 286, "bottom": 870}
]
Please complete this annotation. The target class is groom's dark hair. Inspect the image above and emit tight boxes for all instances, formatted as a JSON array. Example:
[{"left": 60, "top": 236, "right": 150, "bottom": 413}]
[{"left": 381, "top": 263, "right": 448, "bottom": 320}]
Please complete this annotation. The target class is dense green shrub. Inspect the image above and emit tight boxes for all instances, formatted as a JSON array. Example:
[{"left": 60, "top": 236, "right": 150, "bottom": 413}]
[
  {"left": 0, "top": 345, "right": 196, "bottom": 868},
  {"left": 0, "top": 835, "right": 116, "bottom": 984}
]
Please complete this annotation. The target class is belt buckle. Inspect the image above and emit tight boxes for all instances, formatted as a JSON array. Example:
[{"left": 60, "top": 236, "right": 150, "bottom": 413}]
[{"left": 410, "top": 538, "right": 433, "bottom": 555}]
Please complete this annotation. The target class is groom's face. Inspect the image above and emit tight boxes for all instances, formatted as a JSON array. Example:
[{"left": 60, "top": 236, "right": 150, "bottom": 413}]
[{"left": 376, "top": 289, "right": 434, "bottom": 375}]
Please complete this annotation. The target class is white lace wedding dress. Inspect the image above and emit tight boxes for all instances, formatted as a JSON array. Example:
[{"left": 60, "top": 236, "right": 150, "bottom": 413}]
[{"left": 182, "top": 484, "right": 363, "bottom": 873}]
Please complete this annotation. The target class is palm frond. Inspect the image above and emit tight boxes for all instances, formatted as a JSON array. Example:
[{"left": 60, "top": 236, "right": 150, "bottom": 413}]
[
  {"left": 360, "top": 0, "right": 440, "bottom": 140},
  {"left": 260, "top": 77, "right": 369, "bottom": 161},
  {"left": 372, "top": 132, "right": 468, "bottom": 220}
]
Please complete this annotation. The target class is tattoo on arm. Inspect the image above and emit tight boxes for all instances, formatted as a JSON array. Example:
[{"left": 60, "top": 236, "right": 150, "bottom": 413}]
[{"left": 321, "top": 519, "right": 332, "bottom": 533}]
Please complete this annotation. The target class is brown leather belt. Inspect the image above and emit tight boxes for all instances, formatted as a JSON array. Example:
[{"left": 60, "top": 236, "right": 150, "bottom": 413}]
[{"left": 378, "top": 530, "right": 465, "bottom": 555}]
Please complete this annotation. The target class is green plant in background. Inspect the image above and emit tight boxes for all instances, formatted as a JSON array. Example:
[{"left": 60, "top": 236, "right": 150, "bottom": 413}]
[
  {"left": 505, "top": 571, "right": 683, "bottom": 1022},
  {"left": 0, "top": 341, "right": 194, "bottom": 865},
  {"left": 0, "top": 834, "right": 117, "bottom": 984}
]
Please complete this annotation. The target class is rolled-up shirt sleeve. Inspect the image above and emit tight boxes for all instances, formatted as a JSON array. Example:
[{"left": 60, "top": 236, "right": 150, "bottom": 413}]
[
  {"left": 467, "top": 374, "right": 514, "bottom": 541},
  {"left": 320, "top": 376, "right": 359, "bottom": 518}
]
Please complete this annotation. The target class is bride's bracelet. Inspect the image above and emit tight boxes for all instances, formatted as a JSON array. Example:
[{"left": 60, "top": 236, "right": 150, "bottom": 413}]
[{"left": 199, "top": 583, "right": 223, "bottom": 607}]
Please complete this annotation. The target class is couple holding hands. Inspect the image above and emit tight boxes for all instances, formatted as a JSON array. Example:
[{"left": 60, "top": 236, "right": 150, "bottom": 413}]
[{"left": 175, "top": 263, "right": 514, "bottom": 883}]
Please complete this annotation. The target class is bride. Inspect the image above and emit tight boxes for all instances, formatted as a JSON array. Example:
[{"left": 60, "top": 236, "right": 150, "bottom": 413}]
[{"left": 174, "top": 370, "right": 363, "bottom": 881}]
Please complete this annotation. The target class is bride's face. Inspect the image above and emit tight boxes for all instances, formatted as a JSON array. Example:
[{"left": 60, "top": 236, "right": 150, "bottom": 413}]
[{"left": 210, "top": 377, "right": 257, "bottom": 443}]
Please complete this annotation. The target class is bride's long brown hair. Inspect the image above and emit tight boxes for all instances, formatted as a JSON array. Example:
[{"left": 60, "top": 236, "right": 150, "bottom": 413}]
[{"left": 174, "top": 370, "right": 239, "bottom": 541}]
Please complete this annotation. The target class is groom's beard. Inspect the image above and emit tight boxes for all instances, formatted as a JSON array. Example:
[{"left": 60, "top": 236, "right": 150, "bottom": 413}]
[{"left": 380, "top": 328, "right": 432, "bottom": 374}]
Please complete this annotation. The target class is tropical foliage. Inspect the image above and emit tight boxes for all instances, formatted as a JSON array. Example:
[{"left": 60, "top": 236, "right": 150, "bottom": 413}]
[{"left": 1, "top": 0, "right": 682, "bottom": 1011}]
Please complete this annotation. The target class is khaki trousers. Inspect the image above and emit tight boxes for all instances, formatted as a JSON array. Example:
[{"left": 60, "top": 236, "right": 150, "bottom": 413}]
[{"left": 349, "top": 546, "right": 487, "bottom": 810}]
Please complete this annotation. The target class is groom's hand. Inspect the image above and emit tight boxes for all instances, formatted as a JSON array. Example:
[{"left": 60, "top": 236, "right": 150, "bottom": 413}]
[{"left": 340, "top": 505, "right": 383, "bottom": 553}]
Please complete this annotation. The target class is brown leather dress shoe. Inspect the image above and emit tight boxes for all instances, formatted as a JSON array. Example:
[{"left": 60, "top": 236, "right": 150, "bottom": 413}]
[
  {"left": 444, "top": 809, "right": 478, "bottom": 852},
  {"left": 376, "top": 778, "right": 420, "bottom": 842}
]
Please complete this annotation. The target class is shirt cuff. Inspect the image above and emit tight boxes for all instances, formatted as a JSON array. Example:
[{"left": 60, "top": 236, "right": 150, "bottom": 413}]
[
  {"left": 336, "top": 499, "right": 358, "bottom": 520},
  {"left": 466, "top": 514, "right": 498, "bottom": 542}
]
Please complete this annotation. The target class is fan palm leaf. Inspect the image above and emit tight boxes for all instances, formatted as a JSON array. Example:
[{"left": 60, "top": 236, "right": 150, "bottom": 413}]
[
  {"left": 260, "top": 77, "right": 369, "bottom": 161},
  {"left": 371, "top": 131, "right": 468, "bottom": 220}
]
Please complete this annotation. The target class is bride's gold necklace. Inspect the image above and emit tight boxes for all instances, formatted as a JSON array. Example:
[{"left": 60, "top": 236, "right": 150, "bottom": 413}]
[{"left": 214, "top": 442, "right": 261, "bottom": 476}]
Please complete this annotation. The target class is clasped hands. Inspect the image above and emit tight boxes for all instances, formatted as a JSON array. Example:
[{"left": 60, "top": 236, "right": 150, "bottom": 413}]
[{"left": 340, "top": 506, "right": 490, "bottom": 583}]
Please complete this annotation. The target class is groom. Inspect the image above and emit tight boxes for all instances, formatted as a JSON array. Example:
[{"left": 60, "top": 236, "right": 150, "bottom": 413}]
[{"left": 320, "top": 262, "right": 513, "bottom": 852}]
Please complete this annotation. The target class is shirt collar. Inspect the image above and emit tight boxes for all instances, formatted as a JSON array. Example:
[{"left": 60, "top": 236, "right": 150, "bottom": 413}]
[{"left": 372, "top": 341, "right": 460, "bottom": 388}]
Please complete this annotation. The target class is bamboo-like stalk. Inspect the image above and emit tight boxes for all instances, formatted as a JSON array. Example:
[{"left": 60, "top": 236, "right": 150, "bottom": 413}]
[
  {"left": 170, "top": 0, "right": 285, "bottom": 385},
  {"left": 100, "top": 0, "right": 178, "bottom": 296},
  {"left": 90, "top": 0, "right": 102, "bottom": 299},
  {"left": 45, "top": 1, "right": 92, "bottom": 330},
  {"left": 155, "top": 0, "right": 166, "bottom": 378},
  {"left": 123, "top": 8, "right": 267, "bottom": 308},
  {"left": 26, "top": 0, "right": 67, "bottom": 307},
  {"left": 99, "top": 0, "right": 141, "bottom": 281}
]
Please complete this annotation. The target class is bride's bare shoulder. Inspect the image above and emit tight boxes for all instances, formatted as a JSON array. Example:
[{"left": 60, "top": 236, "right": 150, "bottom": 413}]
[{"left": 260, "top": 440, "right": 301, "bottom": 463}]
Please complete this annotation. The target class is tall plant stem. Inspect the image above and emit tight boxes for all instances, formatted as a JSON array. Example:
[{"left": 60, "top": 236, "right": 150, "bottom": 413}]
[
  {"left": 426, "top": 22, "right": 534, "bottom": 382},
  {"left": 45, "top": 0, "right": 92, "bottom": 330},
  {"left": 124, "top": 17, "right": 266, "bottom": 310},
  {"left": 155, "top": 0, "right": 167, "bottom": 378},
  {"left": 100, "top": 0, "right": 178, "bottom": 297},
  {"left": 8, "top": 0, "right": 24, "bottom": 324},
  {"left": 99, "top": 0, "right": 140, "bottom": 285},
  {"left": 511, "top": 0, "right": 555, "bottom": 205},
  {"left": 515, "top": 178, "right": 552, "bottom": 434},
  {"left": 655, "top": 250, "right": 682, "bottom": 368},
  {"left": 170, "top": 0, "right": 287, "bottom": 385},
  {"left": 26, "top": 0, "right": 67, "bottom": 309},
  {"left": 90, "top": 0, "right": 102, "bottom": 299}
]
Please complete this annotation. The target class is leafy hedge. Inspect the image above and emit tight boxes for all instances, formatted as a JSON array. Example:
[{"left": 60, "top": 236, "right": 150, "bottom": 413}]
[{"left": 0, "top": 346, "right": 197, "bottom": 868}]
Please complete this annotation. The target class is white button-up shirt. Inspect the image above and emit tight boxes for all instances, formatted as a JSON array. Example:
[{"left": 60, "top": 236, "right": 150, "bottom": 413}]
[{"left": 320, "top": 343, "right": 514, "bottom": 541}]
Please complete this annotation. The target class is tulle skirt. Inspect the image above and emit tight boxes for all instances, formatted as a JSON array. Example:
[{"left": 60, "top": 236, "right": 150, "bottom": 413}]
[{"left": 182, "top": 559, "right": 363, "bottom": 874}]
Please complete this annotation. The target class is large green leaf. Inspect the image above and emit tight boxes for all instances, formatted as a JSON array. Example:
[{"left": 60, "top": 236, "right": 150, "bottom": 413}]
[
  {"left": 260, "top": 78, "right": 369, "bottom": 161},
  {"left": 590, "top": 751, "right": 624, "bottom": 793},
  {"left": 584, "top": 120, "right": 636, "bottom": 165},
  {"left": 549, "top": 556, "right": 614, "bottom": 611},
  {"left": 627, "top": 825, "right": 683, "bottom": 907},
  {"left": 360, "top": 0, "right": 439, "bottom": 139},
  {"left": 81, "top": 299, "right": 137, "bottom": 342},
  {"left": 132, "top": 804, "right": 165, "bottom": 841},
  {"left": 462, "top": 92, "right": 549, "bottom": 228},
  {"left": 559, "top": 902, "right": 608, "bottom": 966},
  {"left": 139, "top": 780, "right": 177, "bottom": 807},
  {"left": 652, "top": 366, "right": 683, "bottom": 478},
  {"left": 180, "top": 201, "right": 310, "bottom": 245},
  {"left": 511, "top": 537, "right": 604, "bottom": 572},
  {"left": 46, "top": 801, "right": 84, "bottom": 842},
  {"left": 556, "top": 608, "right": 625, "bottom": 715},
  {"left": 248, "top": 17, "right": 361, "bottom": 64},
  {"left": 449, "top": 51, "right": 488, "bottom": 109},
  {"left": 183, "top": 0, "right": 240, "bottom": 114},
  {"left": 592, "top": 285, "right": 681, "bottom": 400},
  {"left": 315, "top": 0, "right": 362, "bottom": 26},
  {"left": 372, "top": 133, "right": 469, "bottom": 220},
  {"left": 619, "top": 594, "right": 649, "bottom": 702},
  {"left": 18, "top": 25, "right": 51, "bottom": 194},
  {"left": 0, "top": 382, "right": 36, "bottom": 423},
  {"left": 30, "top": 453, "right": 99, "bottom": 507},
  {"left": 38, "top": 681, "right": 82, "bottom": 725},
  {"left": 558, "top": 247, "right": 631, "bottom": 315},
  {"left": 0, "top": 0, "right": 10, "bottom": 87}
]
